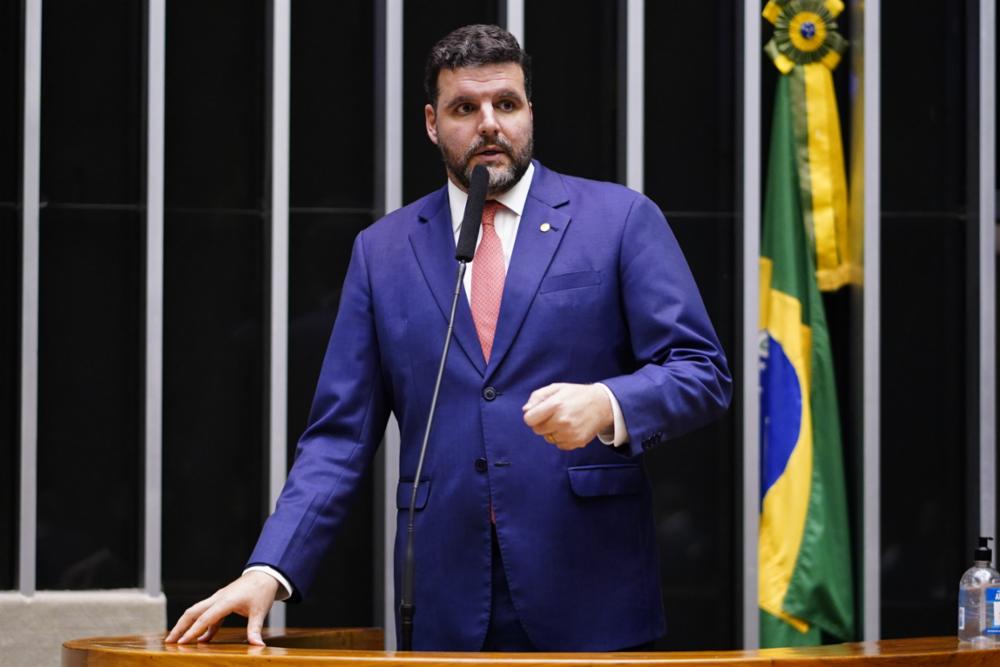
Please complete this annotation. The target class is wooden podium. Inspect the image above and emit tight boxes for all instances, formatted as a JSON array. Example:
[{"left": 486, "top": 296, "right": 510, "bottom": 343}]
[{"left": 63, "top": 628, "right": 1000, "bottom": 665}]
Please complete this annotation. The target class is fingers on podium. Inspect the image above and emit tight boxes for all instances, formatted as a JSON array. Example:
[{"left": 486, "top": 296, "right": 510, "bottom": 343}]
[{"left": 164, "top": 596, "right": 213, "bottom": 643}]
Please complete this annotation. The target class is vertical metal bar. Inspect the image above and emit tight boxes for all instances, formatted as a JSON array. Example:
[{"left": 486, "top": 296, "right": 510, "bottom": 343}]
[
  {"left": 372, "top": 0, "right": 386, "bottom": 641},
  {"left": 740, "top": 0, "right": 761, "bottom": 649},
  {"left": 615, "top": 0, "right": 626, "bottom": 186},
  {"left": 267, "top": 0, "right": 291, "bottom": 632},
  {"left": 979, "top": 0, "right": 996, "bottom": 549},
  {"left": 862, "top": 0, "right": 881, "bottom": 642},
  {"left": 144, "top": 0, "right": 165, "bottom": 598},
  {"left": 384, "top": 2, "right": 403, "bottom": 217},
  {"left": 504, "top": 0, "right": 524, "bottom": 48},
  {"left": 18, "top": 0, "right": 42, "bottom": 598},
  {"left": 375, "top": 0, "right": 403, "bottom": 649},
  {"left": 625, "top": 0, "right": 644, "bottom": 193}
]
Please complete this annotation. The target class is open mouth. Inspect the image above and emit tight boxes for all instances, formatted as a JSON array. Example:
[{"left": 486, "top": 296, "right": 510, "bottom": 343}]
[{"left": 477, "top": 146, "right": 506, "bottom": 157}]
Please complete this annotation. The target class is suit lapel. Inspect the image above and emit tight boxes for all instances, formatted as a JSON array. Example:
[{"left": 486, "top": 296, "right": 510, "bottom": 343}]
[
  {"left": 485, "top": 165, "right": 571, "bottom": 381},
  {"left": 409, "top": 189, "right": 487, "bottom": 376}
]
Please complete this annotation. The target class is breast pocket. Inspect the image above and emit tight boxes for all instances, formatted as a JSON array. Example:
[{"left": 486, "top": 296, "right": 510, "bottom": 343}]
[
  {"left": 532, "top": 270, "right": 607, "bottom": 358},
  {"left": 539, "top": 270, "right": 602, "bottom": 294}
]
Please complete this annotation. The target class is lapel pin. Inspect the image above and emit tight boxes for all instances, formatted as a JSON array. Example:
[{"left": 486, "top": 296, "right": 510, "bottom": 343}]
[{"left": 539, "top": 222, "right": 552, "bottom": 233}]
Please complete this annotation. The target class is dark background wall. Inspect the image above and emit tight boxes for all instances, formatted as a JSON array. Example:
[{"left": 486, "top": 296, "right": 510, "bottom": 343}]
[
  {"left": 878, "top": 0, "right": 970, "bottom": 638},
  {"left": 36, "top": 0, "right": 144, "bottom": 591},
  {"left": 0, "top": 0, "right": 22, "bottom": 593},
  {"left": 285, "top": 0, "right": 376, "bottom": 629},
  {"left": 161, "top": 0, "right": 269, "bottom": 622},
  {"left": 644, "top": 0, "right": 738, "bottom": 649}
]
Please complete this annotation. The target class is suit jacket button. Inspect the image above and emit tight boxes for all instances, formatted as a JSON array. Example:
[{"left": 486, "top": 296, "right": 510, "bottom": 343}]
[
  {"left": 482, "top": 386, "right": 497, "bottom": 401},
  {"left": 475, "top": 457, "right": 488, "bottom": 473}
]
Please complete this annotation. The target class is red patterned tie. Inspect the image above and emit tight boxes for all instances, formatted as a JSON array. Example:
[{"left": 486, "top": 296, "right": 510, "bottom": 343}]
[
  {"left": 472, "top": 202, "right": 504, "bottom": 524},
  {"left": 471, "top": 201, "right": 505, "bottom": 363}
]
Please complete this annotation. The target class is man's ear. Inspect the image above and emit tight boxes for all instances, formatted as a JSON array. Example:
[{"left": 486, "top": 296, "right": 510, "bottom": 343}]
[{"left": 425, "top": 104, "right": 438, "bottom": 145}]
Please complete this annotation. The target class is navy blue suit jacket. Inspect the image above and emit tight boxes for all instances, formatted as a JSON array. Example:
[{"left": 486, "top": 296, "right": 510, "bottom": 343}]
[{"left": 248, "top": 162, "right": 731, "bottom": 651}]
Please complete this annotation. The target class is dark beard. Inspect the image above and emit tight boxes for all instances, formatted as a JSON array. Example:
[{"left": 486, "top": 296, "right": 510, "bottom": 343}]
[{"left": 441, "top": 133, "right": 534, "bottom": 195}]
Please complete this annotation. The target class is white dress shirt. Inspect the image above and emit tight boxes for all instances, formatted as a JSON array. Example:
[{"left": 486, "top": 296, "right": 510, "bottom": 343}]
[{"left": 246, "top": 163, "right": 630, "bottom": 601}]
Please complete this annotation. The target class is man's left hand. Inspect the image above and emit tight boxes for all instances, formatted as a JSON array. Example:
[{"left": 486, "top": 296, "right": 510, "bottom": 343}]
[{"left": 522, "top": 383, "right": 613, "bottom": 450}]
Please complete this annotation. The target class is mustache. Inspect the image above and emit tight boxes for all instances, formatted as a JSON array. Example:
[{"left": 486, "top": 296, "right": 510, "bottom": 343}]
[{"left": 462, "top": 136, "right": 514, "bottom": 162}]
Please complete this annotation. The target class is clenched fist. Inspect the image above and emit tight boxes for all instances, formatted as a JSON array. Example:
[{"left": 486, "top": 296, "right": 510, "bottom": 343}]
[{"left": 522, "top": 383, "right": 614, "bottom": 450}]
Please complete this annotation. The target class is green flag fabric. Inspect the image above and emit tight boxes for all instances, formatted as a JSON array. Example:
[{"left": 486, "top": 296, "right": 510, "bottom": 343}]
[{"left": 758, "top": 67, "right": 856, "bottom": 647}]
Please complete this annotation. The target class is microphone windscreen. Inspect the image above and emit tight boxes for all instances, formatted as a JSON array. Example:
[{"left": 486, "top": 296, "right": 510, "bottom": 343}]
[{"left": 455, "top": 165, "right": 490, "bottom": 262}]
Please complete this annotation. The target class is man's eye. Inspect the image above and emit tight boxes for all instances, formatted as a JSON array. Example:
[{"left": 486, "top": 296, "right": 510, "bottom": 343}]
[
  {"left": 456, "top": 103, "right": 474, "bottom": 114},
  {"left": 497, "top": 100, "right": 516, "bottom": 111}
]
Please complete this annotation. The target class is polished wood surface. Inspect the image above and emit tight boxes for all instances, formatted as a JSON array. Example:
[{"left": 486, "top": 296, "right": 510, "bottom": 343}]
[{"left": 63, "top": 629, "right": 1000, "bottom": 666}]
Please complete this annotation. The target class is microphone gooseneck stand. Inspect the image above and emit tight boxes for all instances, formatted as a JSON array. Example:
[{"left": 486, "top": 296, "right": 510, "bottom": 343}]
[{"left": 400, "top": 164, "right": 489, "bottom": 651}]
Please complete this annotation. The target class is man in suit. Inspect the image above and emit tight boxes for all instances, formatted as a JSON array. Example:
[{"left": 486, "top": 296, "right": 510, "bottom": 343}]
[{"left": 166, "top": 24, "right": 730, "bottom": 652}]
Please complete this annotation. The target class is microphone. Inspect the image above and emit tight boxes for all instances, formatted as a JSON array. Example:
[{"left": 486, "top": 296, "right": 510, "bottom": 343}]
[
  {"left": 455, "top": 164, "right": 490, "bottom": 261},
  {"left": 400, "top": 163, "right": 489, "bottom": 651}
]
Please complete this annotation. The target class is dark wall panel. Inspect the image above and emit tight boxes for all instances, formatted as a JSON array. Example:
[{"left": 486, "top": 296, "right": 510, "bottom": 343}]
[
  {"left": 163, "top": 213, "right": 265, "bottom": 622},
  {"left": 645, "top": 2, "right": 736, "bottom": 211},
  {"left": 285, "top": 220, "right": 375, "bottom": 626},
  {"left": 645, "top": 0, "right": 739, "bottom": 211},
  {"left": 39, "top": 1, "right": 143, "bottom": 205},
  {"left": 527, "top": 0, "right": 618, "bottom": 184},
  {"left": 879, "top": 0, "right": 969, "bottom": 640},
  {"left": 165, "top": 0, "right": 266, "bottom": 210},
  {"left": 880, "top": 1, "right": 966, "bottom": 214},
  {"left": 650, "top": 214, "right": 736, "bottom": 650},
  {"left": 0, "top": 209, "right": 18, "bottom": 590},
  {"left": 1, "top": 0, "right": 20, "bottom": 203},
  {"left": 643, "top": 0, "right": 738, "bottom": 649},
  {"left": 287, "top": 0, "right": 378, "bottom": 625},
  {"left": 0, "top": 0, "right": 21, "bottom": 591},
  {"left": 36, "top": 211, "right": 142, "bottom": 589},
  {"left": 163, "top": 0, "right": 267, "bottom": 624},
  {"left": 290, "top": 0, "right": 375, "bottom": 209},
  {"left": 36, "top": 0, "right": 144, "bottom": 590},
  {"left": 287, "top": 212, "right": 373, "bottom": 487},
  {"left": 287, "top": 207, "right": 376, "bottom": 625},
  {"left": 880, "top": 217, "right": 967, "bottom": 637},
  {"left": 402, "top": 0, "right": 499, "bottom": 204}
]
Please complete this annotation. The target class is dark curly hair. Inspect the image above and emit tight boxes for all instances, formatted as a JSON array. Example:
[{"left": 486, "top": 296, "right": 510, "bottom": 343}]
[{"left": 424, "top": 24, "right": 532, "bottom": 108}]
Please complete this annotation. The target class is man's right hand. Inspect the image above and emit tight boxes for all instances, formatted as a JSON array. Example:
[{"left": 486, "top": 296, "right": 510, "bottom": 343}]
[{"left": 163, "top": 570, "right": 279, "bottom": 646}]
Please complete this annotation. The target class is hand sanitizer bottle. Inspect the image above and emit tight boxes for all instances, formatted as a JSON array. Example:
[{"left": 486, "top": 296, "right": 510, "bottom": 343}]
[{"left": 959, "top": 536, "right": 1000, "bottom": 645}]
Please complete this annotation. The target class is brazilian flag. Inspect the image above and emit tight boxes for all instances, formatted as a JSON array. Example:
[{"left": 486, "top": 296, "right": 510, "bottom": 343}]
[{"left": 759, "top": 0, "right": 855, "bottom": 648}]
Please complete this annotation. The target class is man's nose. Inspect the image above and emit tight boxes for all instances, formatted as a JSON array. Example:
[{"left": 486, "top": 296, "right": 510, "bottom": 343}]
[{"left": 477, "top": 104, "right": 500, "bottom": 136}]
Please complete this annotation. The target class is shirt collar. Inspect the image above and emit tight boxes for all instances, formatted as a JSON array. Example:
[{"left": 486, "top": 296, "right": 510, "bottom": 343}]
[{"left": 448, "top": 161, "right": 535, "bottom": 234}]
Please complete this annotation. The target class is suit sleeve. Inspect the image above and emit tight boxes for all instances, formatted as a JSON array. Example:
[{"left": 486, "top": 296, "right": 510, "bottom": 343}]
[
  {"left": 246, "top": 231, "right": 390, "bottom": 601},
  {"left": 601, "top": 195, "right": 732, "bottom": 457}
]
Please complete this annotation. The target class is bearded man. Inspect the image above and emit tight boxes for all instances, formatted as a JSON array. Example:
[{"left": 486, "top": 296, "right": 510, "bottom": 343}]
[{"left": 166, "top": 24, "right": 730, "bottom": 652}]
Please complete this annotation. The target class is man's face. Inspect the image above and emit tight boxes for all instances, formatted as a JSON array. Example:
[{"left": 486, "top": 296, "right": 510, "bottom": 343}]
[{"left": 425, "top": 63, "right": 533, "bottom": 195}]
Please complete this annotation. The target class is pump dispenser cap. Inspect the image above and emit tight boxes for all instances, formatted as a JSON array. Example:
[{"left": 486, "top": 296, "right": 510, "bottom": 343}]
[{"left": 975, "top": 536, "right": 994, "bottom": 562}]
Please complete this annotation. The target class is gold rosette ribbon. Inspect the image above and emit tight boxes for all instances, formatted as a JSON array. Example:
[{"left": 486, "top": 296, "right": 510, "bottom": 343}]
[{"left": 763, "top": 0, "right": 858, "bottom": 291}]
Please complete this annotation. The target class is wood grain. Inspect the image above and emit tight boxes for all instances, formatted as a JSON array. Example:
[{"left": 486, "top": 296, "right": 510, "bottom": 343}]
[{"left": 62, "top": 629, "right": 1000, "bottom": 666}]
